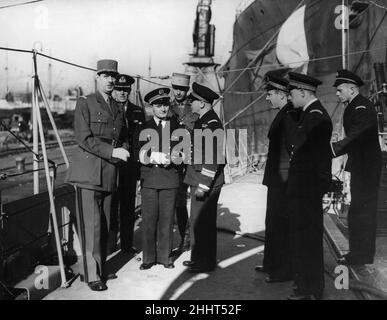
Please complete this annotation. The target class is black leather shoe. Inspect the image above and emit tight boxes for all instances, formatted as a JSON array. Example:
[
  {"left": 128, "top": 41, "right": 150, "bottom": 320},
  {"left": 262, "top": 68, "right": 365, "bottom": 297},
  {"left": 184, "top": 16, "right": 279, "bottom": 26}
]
[
  {"left": 88, "top": 280, "right": 108, "bottom": 291},
  {"left": 162, "top": 263, "right": 175, "bottom": 269},
  {"left": 140, "top": 262, "right": 155, "bottom": 270},
  {"left": 254, "top": 265, "right": 266, "bottom": 272},
  {"left": 183, "top": 260, "right": 195, "bottom": 267},
  {"left": 122, "top": 247, "right": 140, "bottom": 255},
  {"left": 265, "top": 276, "right": 292, "bottom": 283}
]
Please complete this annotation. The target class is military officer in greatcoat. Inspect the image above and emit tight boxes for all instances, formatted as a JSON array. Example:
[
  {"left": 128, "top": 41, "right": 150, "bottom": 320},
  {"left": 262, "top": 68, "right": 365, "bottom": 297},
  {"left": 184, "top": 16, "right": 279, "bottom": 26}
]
[
  {"left": 255, "top": 71, "right": 299, "bottom": 283},
  {"left": 137, "top": 88, "right": 182, "bottom": 270},
  {"left": 169, "top": 72, "right": 198, "bottom": 255},
  {"left": 66, "top": 59, "right": 129, "bottom": 291},
  {"left": 286, "top": 72, "right": 333, "bottom": 300},
  {"left": 183, "top": 82, "right": 225, "bottom": 273},
  {"left": 331, "top": 70, "right": 382, "bottom": 266},
  {"left": 110, "top": 74, "right": 145, "bottom": 255}
]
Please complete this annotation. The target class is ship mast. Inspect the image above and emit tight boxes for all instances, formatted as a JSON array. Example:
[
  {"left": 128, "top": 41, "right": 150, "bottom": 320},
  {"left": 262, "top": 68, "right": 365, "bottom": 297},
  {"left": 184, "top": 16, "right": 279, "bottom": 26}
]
[
  {"left": 184, "top": 0, "right": 222, "bottom": 116},
  {"left": 148, "top": 52, "right": 151, "bottom": 91},
  {"left": 5, "top": 45, "right": 9, "bottom": 96},
  {"left": 48, "top": 49, "right": 52, "bottom": 99},
  {"left": 341, "top": 0, "right": 349, "bottom": 69}
]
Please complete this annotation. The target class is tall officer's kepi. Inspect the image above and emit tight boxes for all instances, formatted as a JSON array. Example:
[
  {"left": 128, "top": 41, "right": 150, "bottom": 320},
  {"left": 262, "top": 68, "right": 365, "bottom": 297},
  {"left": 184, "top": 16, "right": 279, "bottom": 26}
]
[
  {"left": 288, "top": 72, "right": 322, "bottom": 92},
  {"left": 96, "top": 59, "right": 118, "bottom": 75},
  {"left": 144, "top": 88, "right": 171, "bottom": 105},
  {"left": 333, "top": 69, "right": 364, "bottom": 87},
  {"left": 188, "top": 82, "right": 219, "bottom": 104},
  {"left": 171, "top": 73, "right": 190, "bottom": 90},
  {"left": 115, "top": 74, "right": 135, "bottom": 90}
]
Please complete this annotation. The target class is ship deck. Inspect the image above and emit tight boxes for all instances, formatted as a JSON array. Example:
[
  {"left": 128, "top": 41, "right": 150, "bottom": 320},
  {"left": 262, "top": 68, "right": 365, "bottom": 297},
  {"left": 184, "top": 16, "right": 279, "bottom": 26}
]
[
  {"left": 1, "top": 147, "right": 386, "bottom": 300},
  {"left": 43, "top": 174, "right": 359, "bottom": 300}
]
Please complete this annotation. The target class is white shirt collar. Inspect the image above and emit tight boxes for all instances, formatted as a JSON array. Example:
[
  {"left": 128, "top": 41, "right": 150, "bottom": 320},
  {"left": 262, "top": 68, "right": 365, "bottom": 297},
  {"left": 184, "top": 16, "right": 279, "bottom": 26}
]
[
  {"left": 303, "top": 98, "right": 318, "bottom": 111},
  {"left": 98, "top": 90, "right": 111, "bottom": 104},
  {"left": 153, "top": 116, "right": 166, "bottom": 128}
]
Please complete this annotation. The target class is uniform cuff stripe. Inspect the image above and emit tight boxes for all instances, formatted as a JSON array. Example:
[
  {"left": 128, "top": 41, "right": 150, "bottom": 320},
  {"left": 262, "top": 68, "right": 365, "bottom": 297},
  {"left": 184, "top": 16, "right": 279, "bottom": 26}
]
[
  {"left": 201, "top": 168, "right": 216, "bottom": 178},
  {"left": 198, "top": 184, "right": 210, "bottom": 191}
]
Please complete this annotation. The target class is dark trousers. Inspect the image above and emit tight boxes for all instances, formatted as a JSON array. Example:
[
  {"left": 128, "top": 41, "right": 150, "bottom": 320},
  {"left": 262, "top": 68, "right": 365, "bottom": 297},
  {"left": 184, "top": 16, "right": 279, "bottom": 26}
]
[
  {"left": 347, "top": 171, "right": 380, "bottom": 262},
  {"left": 176, "top": 182, "right": 189, "bottom": 242},
  {"left": 110, "top": 162, "right": 138, "bottom": 251},
  {"left": 263, "top": 184, "right": 291, "bottom": 277},
  {"left": 141, "top": 188, "right": 177, "bottom": 265},
  {"left": 75, "top": 188, "right": 112, "bottom": 283},
  {"left": 288, "top": 193, "right": 324, "bottom": 296},
  {"left": 190, "top": 186, "right": 222, "bottom": 269}
]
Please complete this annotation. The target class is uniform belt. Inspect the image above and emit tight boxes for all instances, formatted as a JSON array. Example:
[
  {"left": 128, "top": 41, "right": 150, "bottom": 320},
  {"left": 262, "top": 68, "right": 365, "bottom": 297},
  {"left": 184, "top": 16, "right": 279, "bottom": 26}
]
[{"left": 99, "top": 137, "right": 122, "bottom": 147}]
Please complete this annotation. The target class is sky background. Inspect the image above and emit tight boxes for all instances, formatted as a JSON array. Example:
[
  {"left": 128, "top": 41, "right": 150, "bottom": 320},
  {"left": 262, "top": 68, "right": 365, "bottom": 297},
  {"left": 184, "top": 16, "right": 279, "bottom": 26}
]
[{"left": 0, "top": 0, "right": 248, "bottom": 96}]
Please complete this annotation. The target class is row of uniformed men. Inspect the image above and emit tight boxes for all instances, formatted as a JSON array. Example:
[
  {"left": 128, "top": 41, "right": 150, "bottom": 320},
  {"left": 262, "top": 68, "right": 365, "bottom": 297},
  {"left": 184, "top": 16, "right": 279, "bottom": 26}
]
[
  {"left": 256, "top": 69, "right": 381, "bottom": 300},
  {"left": 66, "top": 59, "right": 223, "bottom": 292}
]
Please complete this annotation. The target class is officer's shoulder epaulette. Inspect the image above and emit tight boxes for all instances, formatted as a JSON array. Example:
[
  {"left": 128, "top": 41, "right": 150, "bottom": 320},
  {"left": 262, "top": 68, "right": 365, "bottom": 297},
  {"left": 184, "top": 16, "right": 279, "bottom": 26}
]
[
  {"left": 355, "top": 106, "right": 366, "bottom": 110},
  {"left": 309, "top": 109, "right": 323, "bottom": 115}
]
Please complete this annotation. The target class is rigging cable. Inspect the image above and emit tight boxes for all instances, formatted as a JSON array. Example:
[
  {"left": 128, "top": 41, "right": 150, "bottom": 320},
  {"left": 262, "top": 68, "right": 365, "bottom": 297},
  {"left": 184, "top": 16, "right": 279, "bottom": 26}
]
[
  {"left": 37, "top": 52, "right": 96, "bottom": 72},
  {"left": 0, "top": 120, "right": 56, "bottom": 167},
  {"left": 219, "top": 0, "right": 305, "bottom": 99},
  {"left": 353, "top": 11, "right": 387, "bottom": 73},
  {"left": 0, "top": 46, "right": 33, "bottom": 54},
  {"left": 1, "top": 43, "right": 387, "bottom": 85},
  {"left": 138, "top": 77, "right": 171, "bottom": 88},
  {"left": 219, "top": 44, "right": 387, "bottom": 75},
  {"left": 369, "top": 0, "right": 387, "bottom": 11},
  {"left": 0, "top": 0, "right": 43, "bottom": 10}
]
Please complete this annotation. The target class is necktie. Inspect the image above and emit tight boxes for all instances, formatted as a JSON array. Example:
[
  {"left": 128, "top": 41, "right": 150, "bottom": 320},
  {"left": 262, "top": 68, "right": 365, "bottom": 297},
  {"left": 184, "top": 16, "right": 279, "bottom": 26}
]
[{"left": 107, "top": 96, "right": 113, "bottom": 114}]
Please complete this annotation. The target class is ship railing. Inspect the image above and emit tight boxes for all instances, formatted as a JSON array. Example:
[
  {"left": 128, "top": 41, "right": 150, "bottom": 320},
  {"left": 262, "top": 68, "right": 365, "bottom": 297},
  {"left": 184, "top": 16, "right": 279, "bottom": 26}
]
[{"left": 0, "top": 160, "right": 79, "bottom": 295}]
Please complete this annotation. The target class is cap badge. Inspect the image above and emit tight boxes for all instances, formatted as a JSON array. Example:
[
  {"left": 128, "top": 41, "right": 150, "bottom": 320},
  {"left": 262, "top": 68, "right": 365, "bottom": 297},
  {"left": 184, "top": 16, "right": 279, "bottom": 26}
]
[{"left": 159, "top": 89, "right": 164, "bottom": 95}]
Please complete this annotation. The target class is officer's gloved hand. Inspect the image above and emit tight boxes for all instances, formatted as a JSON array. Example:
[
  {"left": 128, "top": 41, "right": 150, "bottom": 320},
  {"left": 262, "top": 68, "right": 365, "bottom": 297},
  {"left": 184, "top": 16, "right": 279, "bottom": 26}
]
[
  {"left": 195, "top": 186, "right": 208, "bottom": 201},
  {"left": 112, "top": 148, "right": 130, "bottom": 162},
  {"left": 331, "top": 133, "right": 339, "bottom": 143}
]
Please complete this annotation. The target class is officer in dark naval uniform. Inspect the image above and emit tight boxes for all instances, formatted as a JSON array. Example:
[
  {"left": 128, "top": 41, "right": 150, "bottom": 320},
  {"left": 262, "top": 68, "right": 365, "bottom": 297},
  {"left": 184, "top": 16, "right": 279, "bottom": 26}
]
[
  {"left": 169, "top": 72, "right": 198, "bottom": 255},
  {"left": 287, "top": 72, "right": 333, "bottom": 300},
  {"left": 66, "top": 59, "right": 129, "bottom": 291},
  {"left": 183, "top": 82, "right": 225, "bottom": 273},
  {"left": 110, "top": 74, "right": 145, "bottom": 254},
  {"left": 331, "top": 70, "right": 382, "bottom": 265},
  {"left": 138, "top": 88, "right": 181, "bottom": 270},
  {"left": 255, "top": 71, "right": 299, "bottom": 283}
]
